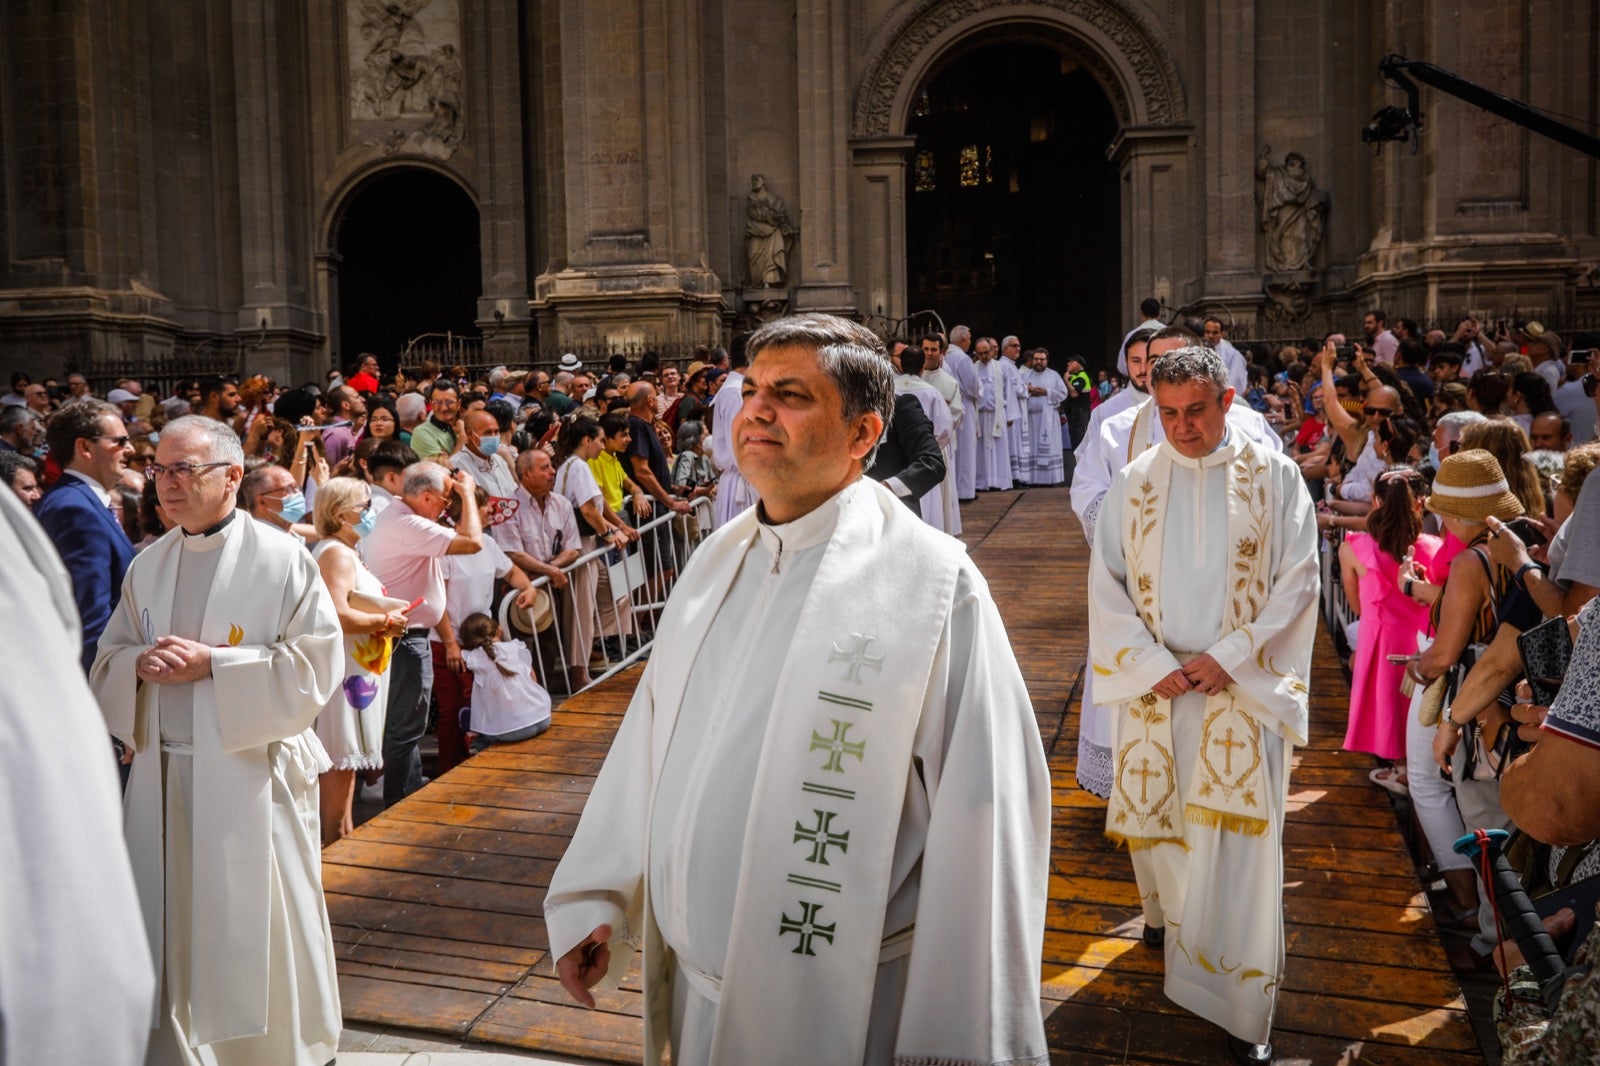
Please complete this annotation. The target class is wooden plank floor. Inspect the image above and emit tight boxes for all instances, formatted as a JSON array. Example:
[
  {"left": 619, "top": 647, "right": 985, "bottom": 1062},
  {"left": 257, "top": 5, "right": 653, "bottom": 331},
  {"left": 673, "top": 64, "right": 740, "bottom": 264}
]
[{"left": 324, "top": 485, "right": 1483, "bottom": 1064}]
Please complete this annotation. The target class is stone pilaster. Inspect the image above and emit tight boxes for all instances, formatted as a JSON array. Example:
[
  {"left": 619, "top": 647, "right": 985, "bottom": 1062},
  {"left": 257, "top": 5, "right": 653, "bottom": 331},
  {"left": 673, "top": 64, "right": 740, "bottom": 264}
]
[
  {"left": 848, "top": 137, "right": 916, "bottom": 328},
  {"left": 1112, "top": 128, "right": 1194, "bottom": 323},
  {"left": 1197, "top": 0, "right": 1259, "bottom": 305},
  {"left": 791, "top": 0, "right": 856, "bottom": 314}
]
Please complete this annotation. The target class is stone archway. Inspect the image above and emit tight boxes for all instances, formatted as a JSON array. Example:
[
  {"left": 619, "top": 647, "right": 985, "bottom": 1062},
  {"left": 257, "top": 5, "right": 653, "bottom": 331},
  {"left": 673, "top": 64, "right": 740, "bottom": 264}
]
[{"left": 849, "top": 0, "right": 1191, "bottom": 333}]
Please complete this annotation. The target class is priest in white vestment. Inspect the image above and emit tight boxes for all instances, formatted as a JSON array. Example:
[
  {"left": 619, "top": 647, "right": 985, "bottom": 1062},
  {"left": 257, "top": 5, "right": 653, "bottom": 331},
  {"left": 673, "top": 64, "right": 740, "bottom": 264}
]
[
  {"left": 998, "top": 337, "right": 1028, "bottom": 483},
  {"left": 1116, "top": 299, "right": 1168, "bottom": 375},
  {"left": 941, "top": 329, "right": 982, "bottom": 501},
  {"left": 1088, "top": 347, "right": 1318, "bottom": 1063},
  {"left": 922, "top": 348, "right": 964, "bottom": 535},
  {"left": 710, "top": 353, "right": 757, "bottom": 529},
  {"left": 1, "top": 485, "right": 154, "bottom": 1066},
  {"left": 547, "top": 314, "right": 1050, "bottom": 1066},
  {"left": 971, "top": 339, "right": 1013, "bottom": 491},
  {"left": 1071, "top": 329, "right": 1188, "bottom": 796},
  {"left": 1019, "top": 350, "right": 1069, "bottom": 485},
  {"left": 91, "top": 416, "right": 346, "bottom": 1066},
  {"left": 892, "top": 343, "right": 954, "bottom": 531}
]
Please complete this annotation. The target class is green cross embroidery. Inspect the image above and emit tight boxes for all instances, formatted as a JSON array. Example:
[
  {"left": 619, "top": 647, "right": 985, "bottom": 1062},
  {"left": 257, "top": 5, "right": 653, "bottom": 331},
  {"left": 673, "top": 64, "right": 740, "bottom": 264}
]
[
  {"left": 793, "top": 809, "right": 850, "bottom": 865},
  {"left": 778, "top": 901, "right": 836, "bottom": 956},
  {"left": 810, "top": 718, "right": 865, "bottom": 773}
]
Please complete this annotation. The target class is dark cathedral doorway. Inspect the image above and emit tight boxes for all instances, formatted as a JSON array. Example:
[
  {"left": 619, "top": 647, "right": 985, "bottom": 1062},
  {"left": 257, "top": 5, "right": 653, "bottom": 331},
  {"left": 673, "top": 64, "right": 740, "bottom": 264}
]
[
  {"left": 906, "top": 43, "right": 1120, "bottom": 366},
  {"left": 335, "top": 167, "right": 482, "bottom": 369}
]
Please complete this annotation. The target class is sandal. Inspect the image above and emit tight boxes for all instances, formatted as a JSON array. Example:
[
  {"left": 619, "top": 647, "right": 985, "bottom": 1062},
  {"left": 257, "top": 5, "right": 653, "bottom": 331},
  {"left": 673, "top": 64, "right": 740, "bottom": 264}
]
[{"left": 1369, "top": 766, "right": 1410, "bottom": 796}]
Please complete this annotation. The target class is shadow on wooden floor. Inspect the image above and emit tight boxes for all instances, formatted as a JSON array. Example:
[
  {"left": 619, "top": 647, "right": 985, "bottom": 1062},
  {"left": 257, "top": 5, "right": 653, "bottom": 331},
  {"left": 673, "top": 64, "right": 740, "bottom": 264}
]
[{"left": 324, "top": 485, "right": 1482, "bottom": 1064}]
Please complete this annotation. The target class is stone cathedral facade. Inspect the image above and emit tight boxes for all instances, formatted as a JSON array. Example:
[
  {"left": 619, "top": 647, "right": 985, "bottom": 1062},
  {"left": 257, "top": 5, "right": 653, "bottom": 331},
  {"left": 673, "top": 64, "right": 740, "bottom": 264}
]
[{"left": 1, "top": 0, "right": 1596, "bottom": 385}]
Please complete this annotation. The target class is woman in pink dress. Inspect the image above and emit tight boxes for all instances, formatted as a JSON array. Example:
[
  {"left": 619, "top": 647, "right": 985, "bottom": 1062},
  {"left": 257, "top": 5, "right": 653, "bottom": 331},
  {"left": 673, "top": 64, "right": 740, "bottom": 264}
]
[{"left": 1339, "top": 467, "right": 1442, "bottom": 769}]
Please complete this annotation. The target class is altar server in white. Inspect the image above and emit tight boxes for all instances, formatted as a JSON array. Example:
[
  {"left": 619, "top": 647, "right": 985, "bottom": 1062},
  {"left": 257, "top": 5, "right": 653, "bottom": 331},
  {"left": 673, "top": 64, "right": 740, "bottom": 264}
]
[
  {"left": 971, "top": 337, "right": 1013, "bottom": 491},
  {"left": 1019, "top": 348, "right": 1069, "bottom": 485},
  {"left": 893, "top": 341, "right": 956, "bottom": 531},
  {"left": 1, "top": 483, "right": 154, "bottom": 1066},
  {"left": 711, "top": 341, "right": 758, "bottom": 528},
  {"left": 942, "top": 326, "right": 982, "bottom": 500},
  {"left": 921, "top": 340, "right": 965, "bottom": 534},
  {"left": 547, "top": 314, "right": 1050, "bottom": 1066},
  {"left": 997, "top": 336, "right": 1028, "bottom": 482},
  {"left": 1088, "top": 347, "right": 1318, "bottom": 1064},
  {"left": 92, "top": 416, "right": 345, "bottom": 1066}
]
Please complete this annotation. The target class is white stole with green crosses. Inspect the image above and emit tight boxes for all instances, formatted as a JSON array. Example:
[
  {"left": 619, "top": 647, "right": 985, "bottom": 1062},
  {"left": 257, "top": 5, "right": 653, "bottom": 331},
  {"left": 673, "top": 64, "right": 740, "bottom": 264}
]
[
  {"left": 1103, "top": 437, "right": 1279, "bottom": 847},
  {"left": 671, "top": 479, "right": 960, "bottom": 1063}
]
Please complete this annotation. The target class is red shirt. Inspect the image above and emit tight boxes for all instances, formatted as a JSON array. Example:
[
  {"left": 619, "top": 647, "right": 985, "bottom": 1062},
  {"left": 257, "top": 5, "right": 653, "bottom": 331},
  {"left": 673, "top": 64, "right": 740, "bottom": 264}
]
[{"left": 347, "top": 370, "right": 381, "bottom": 394}]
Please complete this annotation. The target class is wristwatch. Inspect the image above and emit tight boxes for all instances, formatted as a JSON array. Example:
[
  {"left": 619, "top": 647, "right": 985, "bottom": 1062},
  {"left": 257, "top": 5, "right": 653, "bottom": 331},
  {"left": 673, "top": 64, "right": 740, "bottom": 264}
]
[{"left": 1404, "top": 578, "right": 1415, "bottom": 598}]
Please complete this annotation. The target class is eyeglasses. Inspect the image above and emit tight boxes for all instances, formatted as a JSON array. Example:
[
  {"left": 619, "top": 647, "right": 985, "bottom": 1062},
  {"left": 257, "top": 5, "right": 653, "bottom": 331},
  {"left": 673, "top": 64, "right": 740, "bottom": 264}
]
[
  {"left": 93, "top": 434, "right": 133, "bottom": 447},
  {"left": 148, "top": 461, "right": 231, "bottom": 481},
  {"left": 1363, "top": 407, "right": 1396, "bottom": 419}
]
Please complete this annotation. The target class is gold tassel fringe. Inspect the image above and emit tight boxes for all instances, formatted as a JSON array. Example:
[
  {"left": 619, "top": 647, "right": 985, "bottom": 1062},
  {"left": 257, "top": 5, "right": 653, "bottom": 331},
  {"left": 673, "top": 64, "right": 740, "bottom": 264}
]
[
  {"left": 1184, "top": 805, "right": 1270, "bottom": 837},
  {"left": 1104, "top": 830, "right": 1190, "bottom": 853}
]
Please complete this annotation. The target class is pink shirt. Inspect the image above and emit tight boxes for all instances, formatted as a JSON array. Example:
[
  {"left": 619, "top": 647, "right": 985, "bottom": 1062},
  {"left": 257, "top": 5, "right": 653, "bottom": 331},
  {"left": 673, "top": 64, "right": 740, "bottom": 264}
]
[{"left": 362, "top": 500, "right": 458, "bottom": 629}]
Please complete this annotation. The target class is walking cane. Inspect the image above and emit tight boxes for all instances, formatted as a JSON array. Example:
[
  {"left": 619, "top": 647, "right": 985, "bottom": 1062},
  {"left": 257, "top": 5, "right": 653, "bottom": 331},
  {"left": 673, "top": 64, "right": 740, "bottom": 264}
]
[{"left": 1453, "top": 828, "right": 1571, "bottom": 1012}]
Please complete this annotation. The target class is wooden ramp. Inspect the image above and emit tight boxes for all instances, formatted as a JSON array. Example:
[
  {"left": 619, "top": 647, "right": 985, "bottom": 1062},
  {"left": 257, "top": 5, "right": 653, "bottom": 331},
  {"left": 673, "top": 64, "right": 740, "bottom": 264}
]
[{"left": 324, "top": 486, "right": 1483, "bottom": 1064}]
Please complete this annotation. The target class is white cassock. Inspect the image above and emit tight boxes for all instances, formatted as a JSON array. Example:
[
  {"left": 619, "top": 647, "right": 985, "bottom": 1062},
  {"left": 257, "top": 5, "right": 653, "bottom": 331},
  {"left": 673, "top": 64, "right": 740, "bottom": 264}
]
[
  {"left": 0, "top": 487, "right": 155, "bottom": 1066},
  {"left": 1215, "top": 340, "right": 1250, "bottom": 396},
  {"left": 1019, "top": 367, "right": 1069, "bottom": 485},
  {"left": 1001, "top": 358, "right": 1028, "bottom": 483},
  {"left": 894, "top": 373, "right": 955, "bottom": 531},
  {"left": 1089, "top": 433, "right": 1318, "bottom": 1046},
  {"left": 1069, "top": 394, "right": 1282, "bottom": 797},
  {"left": 945, "top": 346, "right": 982, "bottom": 499},
  {"left": 923, "top": 367, "right": 964, "bottom": 535},
  {"left": 973, "top": 358, "right": 1012, "bottom": 491},
  {"left": 545, "top": 479, "right": 1050, "bottom": 1066},
  {"left": 92, "top": 515, "right": 345, "bottom": 1066},
  {"left": 711, "top": 370, "right": 758, "bottom": 529}
]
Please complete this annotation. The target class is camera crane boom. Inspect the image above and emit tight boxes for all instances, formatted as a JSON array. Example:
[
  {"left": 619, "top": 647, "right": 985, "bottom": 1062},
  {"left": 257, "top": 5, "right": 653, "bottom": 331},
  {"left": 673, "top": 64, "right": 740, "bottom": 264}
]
[{"left": 1363, "top": 53, "right": 1600, "bottom": 161}]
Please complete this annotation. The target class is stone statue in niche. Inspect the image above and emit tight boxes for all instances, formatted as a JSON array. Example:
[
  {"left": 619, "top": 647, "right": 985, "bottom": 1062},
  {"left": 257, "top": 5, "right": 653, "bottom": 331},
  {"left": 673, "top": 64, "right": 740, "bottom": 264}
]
[
  {"left": 744, "top": 174, "right": 797, "bottom": 289},
  {"left": 1255, "top": 146, "right": 1327, "bottom": 273},
  {"left": 349, "top": 0, "right": 463, "bottom": 159}
]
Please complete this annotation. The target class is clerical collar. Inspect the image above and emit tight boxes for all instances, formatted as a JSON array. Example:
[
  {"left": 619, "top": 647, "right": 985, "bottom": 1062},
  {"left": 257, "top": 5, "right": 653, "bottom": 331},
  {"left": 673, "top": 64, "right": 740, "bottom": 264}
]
[
  {"left": 755, "top": 481, "right": 851, "bottom": 563},
  {"left": 184, "top": 510, "right": 238, "bottom": 538}
]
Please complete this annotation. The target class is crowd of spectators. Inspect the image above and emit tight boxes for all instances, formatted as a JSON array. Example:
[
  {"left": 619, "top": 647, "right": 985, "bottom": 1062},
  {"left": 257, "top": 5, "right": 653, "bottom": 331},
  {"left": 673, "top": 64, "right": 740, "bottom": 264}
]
[
  {"left": 1234, "top": 312, "right": 1600, "bottom": 1058},
  {"left": 4, "top": 348, "right": 729, "bottom": 846}
]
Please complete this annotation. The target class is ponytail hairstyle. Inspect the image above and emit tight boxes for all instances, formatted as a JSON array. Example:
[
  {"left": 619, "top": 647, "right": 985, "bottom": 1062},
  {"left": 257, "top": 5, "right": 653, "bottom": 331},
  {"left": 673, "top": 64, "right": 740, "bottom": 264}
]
[
  {"left": 552, "top": 415, "right": 603, "bottom": 469},
  {"left": 1367, "top": 466, "right": 1425, "bottom": 565},
  {"left": 458, "top": 612, "right": 517, "bottom": 677}
]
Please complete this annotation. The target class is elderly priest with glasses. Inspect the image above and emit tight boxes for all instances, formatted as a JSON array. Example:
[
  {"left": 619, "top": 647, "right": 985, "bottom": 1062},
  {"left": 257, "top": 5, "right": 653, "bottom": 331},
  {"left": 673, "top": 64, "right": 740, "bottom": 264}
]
[
  {"left": 545, "top": 314, "right": 1051, "bottom": 1065},
  {"left": 91, "top": 415, "right": 346, "bottom": 1066}
]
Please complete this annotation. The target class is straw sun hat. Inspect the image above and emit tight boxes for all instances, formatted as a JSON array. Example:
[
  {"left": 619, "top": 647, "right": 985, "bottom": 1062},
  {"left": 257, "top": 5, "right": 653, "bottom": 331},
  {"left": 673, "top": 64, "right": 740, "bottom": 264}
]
[{"left": 1424, "top": 448, "right": 1525, "bottom": 523}]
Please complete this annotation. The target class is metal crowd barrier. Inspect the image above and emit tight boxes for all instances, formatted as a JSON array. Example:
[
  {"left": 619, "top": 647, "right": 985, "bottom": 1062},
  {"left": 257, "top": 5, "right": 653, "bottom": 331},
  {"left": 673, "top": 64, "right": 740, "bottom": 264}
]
[
  {"left": 1319, "top": 523, "right": 1357, "bottom": 670},
  {"left": 500, "top": 497, "right": 715, "bottom": 701}
]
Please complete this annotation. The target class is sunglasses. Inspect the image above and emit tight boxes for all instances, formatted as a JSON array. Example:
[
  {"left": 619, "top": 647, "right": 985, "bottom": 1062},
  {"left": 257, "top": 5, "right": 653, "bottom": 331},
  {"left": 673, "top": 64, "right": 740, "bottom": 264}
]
[{"left": 1362, "top": 407, "right": 1396, "bottom": 419}]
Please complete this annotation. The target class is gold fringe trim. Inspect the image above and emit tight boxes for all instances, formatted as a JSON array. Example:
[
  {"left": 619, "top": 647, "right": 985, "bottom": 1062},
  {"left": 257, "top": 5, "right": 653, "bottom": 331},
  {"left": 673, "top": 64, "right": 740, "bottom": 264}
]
[
  {"left": 1184, "top": 805, "right": 1270, "bottom": 837},
  {"left": 1104, "top": 830, "right": 1190, "bottom": 853}
]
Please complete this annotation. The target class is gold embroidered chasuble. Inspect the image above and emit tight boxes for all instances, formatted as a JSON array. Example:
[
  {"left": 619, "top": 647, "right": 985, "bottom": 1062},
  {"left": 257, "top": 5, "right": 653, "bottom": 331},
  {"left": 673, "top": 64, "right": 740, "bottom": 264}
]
[{"left": 1087, "top": 432, "right": 1320, "bottom": 1045}]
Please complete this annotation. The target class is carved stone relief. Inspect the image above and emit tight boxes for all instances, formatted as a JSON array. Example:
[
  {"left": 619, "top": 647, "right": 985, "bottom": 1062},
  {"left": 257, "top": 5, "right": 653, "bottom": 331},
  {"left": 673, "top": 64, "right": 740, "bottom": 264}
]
[
  {"left": 853, "top": 0, "right": 1187, "bottom": 138},
  {"left": 347, "top": 0, "right": 463, "bottom": 160},
  {"left": 1255, "top": 146, "right": 1327, "bottom": 273}
]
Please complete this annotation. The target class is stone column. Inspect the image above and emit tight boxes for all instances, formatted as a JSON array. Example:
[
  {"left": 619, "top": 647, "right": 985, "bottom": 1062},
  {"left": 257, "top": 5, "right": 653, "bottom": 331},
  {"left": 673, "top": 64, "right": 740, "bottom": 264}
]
[
  {"left": 848, "top": 137, "right": 916, "bottom": 328},
  {"left": 791, "top": 0, "right": 856, "bottom": 314},
  {"left": 532, "top": 0, "right": 722, "bottom": 348},
  {"left": 1198, "top": 0, "right": 1259, "bottom": 307},
  {"left": 230, "top": 0, "right": 320, "bottom": 383},
  {"left": 466, "top": 0, "right": 532, "bottom": 362},
  {"left": 1112, "top": 129, "right": 1194, "bottom": 326}
]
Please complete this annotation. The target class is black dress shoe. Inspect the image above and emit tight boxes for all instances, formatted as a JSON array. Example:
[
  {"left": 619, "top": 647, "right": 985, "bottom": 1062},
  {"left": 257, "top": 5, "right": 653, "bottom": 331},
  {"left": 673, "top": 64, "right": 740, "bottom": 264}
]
[
  {"left": 1141, "top": 924, "right": 1164, "bottom": 949},
  {"left": 1227, "top": 1034, "right": 1272, "bottom": 1064}
]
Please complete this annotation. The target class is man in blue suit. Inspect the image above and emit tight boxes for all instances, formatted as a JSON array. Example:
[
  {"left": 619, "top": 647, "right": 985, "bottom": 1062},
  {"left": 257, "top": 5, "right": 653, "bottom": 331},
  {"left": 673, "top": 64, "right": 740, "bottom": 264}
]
[{"left": 34, "top": 399, "right": 136, "bottom": 673}]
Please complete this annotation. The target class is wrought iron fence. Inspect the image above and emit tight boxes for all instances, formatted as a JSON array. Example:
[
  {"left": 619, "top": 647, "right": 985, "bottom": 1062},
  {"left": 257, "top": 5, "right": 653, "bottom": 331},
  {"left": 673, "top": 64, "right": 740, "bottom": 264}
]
[
  {"left": 74, "top": 342, "right": 243, "bottom": 399},
  {"left": 418, "top": 339, "right": 722, "bottom": 386}
]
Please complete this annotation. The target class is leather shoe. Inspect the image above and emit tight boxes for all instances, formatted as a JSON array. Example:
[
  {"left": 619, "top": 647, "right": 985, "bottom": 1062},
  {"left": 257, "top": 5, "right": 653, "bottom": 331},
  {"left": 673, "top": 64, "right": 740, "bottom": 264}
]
[
  {"left": 1141, "top": 924, "right": 1164, "bottom": 950},
  {"left": 1227, "top": 1035, "right": 1272, "bottom": 1064}
]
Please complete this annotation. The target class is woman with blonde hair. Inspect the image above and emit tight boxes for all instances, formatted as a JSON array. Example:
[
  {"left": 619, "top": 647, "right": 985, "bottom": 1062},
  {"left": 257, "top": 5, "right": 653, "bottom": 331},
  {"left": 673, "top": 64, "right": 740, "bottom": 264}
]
[
  {"left": 1459, "top": 418, "right": 1545, "bottom": 517},
  {"left": 310, "top": 476, "right": 410, "bottom": 844}
]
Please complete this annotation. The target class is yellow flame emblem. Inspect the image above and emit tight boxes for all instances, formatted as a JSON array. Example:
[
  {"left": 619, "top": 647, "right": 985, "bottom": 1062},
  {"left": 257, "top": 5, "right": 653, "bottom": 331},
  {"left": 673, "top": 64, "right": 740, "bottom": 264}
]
[{"left": 227, "top": 623, "right": 244, "bottom": 646}]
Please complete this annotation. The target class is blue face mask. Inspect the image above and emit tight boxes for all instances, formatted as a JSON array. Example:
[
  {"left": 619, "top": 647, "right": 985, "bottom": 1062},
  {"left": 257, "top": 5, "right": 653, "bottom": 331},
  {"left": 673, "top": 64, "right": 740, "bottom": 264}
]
[
  {"left": 277, "top": 491, "right": 307, "bottom": 523},
  {"left": 353, "top": 506, "right": 377, "bottom": 539},
  {"left": 32, "top": 444, "right": 48, "bottom": 460},
  {"left": 1428, "top": 443, "right": 1441, "bottom": 468},
  {"left": 479, "top": 434, "right": 501, "bottom": 457}
]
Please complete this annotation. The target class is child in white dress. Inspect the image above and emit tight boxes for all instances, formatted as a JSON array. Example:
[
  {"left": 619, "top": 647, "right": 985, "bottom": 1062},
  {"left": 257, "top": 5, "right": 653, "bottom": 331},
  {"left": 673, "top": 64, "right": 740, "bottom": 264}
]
[{"left": 456, "top": 612, "right": 553, "bottom": 745}]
